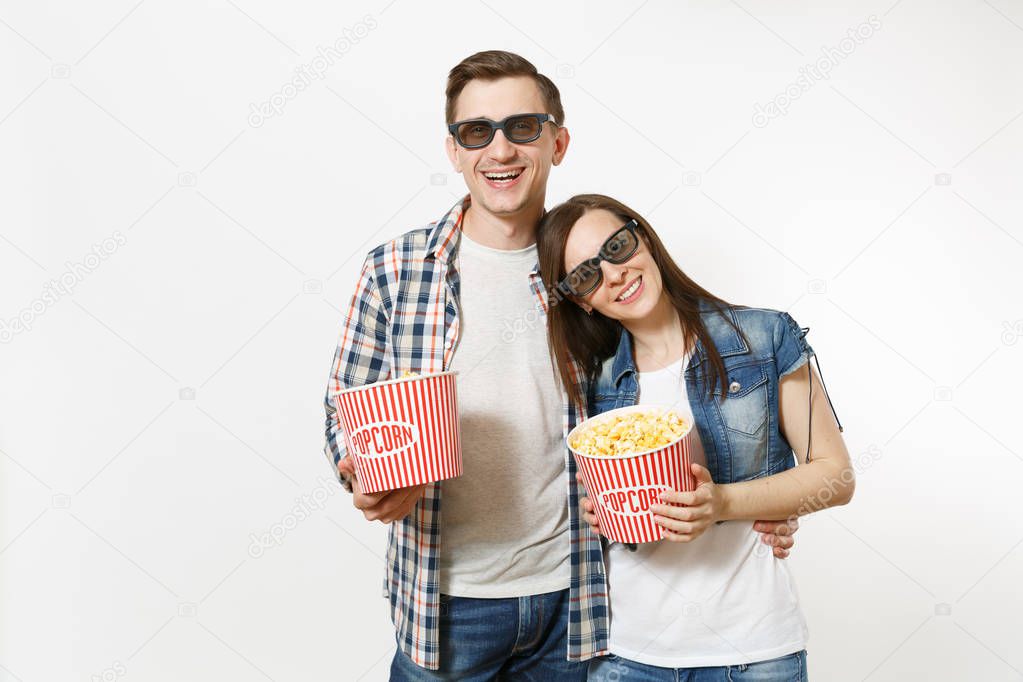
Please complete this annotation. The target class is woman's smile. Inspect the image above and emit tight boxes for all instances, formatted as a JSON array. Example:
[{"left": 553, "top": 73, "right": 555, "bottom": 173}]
[{"left": 614, "top": 276, "right": 644, "bottom": 304}]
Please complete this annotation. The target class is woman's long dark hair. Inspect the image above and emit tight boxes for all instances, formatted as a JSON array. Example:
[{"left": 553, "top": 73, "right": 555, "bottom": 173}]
[{"left": 537, "top": 194, "right": 739, "bottom": 408}]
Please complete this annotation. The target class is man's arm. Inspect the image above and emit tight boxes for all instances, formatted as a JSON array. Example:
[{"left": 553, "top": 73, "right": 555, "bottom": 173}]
[
  {"left": 323, "top": 252, "right": 428, "bottom": 523},
  {"left": 324, "top": 253, "right": 390, "bottom": 492}
]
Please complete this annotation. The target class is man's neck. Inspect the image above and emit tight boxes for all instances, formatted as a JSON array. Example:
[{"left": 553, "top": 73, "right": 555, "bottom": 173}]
[{"left": 461, "top": 202, "right": 544, "bottom": 251}]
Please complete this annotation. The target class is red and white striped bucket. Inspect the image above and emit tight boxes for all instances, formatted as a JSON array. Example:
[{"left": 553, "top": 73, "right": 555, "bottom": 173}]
[
  {"left": 335, "top": 372, "right": 462, "bottom": 494},
  {"left": 569, "top": 405, "right": 699, "bottom": 544}
]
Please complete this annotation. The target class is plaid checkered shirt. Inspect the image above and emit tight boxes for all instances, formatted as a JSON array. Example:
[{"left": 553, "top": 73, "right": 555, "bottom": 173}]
[{"left": 323, "top": 196, "right": 609, "bottom": 670}]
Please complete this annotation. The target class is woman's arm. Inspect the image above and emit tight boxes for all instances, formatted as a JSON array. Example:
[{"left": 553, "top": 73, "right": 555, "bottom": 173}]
[
  {"left": 721, "top": 360, "right": 854, "bottom": 519},
  {"left": 651, "top": 361, "right": 855, "bottom": 541}
]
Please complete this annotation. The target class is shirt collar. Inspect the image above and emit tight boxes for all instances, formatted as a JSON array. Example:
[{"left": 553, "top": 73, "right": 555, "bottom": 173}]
[
  {"left": 425, "top": 195, "right": 470, "bottom": 264},
  {"left": 608, "top": 300, "right": 745, "bottom": 386},
  {"left": 610, "top": 326, "right": 635, "bottom": 386},
  {"left": 428, "top": 195, "right": 548, "bottom": 274}
]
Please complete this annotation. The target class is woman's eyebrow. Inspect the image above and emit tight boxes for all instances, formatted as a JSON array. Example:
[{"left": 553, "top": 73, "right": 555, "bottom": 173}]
[{"left": 567, "top": 253, "right": 594, "bottom": 268}]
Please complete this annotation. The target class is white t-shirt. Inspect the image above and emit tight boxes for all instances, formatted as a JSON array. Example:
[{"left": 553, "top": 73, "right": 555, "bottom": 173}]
[
  {"left": 606, "top": 356, "right": 808, "bottom": 667},
  {"left": 439, "top": 232, "right": 570, "bottom": 597}
]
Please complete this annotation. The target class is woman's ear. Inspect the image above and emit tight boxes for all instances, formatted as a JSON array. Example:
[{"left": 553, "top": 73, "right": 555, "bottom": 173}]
[{"left": 575, "top": 299, "right": 593, "bottom": 315}]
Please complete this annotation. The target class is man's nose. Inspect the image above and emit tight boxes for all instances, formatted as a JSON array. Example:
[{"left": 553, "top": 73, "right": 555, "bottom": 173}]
[{"left": 486, "top": 129, "right": 517, "bottom": 161}]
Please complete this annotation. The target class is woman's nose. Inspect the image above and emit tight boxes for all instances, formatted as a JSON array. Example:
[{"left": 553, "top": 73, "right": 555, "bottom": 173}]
[{"left": 601, "top": 261, "right": 628, "bottom": 287}]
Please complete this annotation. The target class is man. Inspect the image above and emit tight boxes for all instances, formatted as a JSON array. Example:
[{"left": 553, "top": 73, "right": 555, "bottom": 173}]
[{"left": 323, "top": 50, "right": 798, "bottom": 680}]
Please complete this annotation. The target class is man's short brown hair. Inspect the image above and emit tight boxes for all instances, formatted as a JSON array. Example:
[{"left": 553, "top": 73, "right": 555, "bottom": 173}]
[{"left": 445, "top": 50, "right": 564, "bottom": 126}]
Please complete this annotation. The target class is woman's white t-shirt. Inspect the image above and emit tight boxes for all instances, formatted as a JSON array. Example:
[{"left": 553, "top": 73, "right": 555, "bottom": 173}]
[{"left": 605, "top": 356, "right": 808, "bottom": 667}]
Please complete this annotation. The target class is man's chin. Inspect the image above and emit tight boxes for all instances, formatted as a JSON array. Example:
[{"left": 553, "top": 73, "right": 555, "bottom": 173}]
[{"left": 474, "top": 191, "right": 531, "bottom": 217}]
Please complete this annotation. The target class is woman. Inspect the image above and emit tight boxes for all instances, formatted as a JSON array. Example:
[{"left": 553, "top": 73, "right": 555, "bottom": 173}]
[{"left": 537, "top": 194, "right": 854, "bottom": 681}]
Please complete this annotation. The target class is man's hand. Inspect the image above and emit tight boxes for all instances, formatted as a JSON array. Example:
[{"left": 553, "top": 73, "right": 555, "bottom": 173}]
[
  {"left": 753, "top": 518, "right": 799, "bottom": 559},
  {"left": 339, "top": 457, "right": 426, "bottom": 524}
]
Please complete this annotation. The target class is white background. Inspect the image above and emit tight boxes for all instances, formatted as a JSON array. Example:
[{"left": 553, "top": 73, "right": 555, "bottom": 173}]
[{"left": 2, "top": 1, "right": 1022, "bottom": 680}]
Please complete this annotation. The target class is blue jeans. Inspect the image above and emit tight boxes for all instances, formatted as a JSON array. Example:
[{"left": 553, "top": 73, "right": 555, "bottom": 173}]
[
  {"left": 390, "top": 588, "right": 587, "bottom": 681},
  {"left": 588, "top": 651, "right": 807, "bottom": 681}
]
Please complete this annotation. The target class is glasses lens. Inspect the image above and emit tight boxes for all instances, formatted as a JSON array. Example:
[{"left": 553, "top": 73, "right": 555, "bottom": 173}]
[
  {"left": 602, "top": 225, "right": 639, "bottom": 263},
  {"left": 504, "top": 115, "right": 542, "bottom": 143},
  {"left": 567, "top": 260, "right": 601, "bottom": 295},
  {"left": 457, "top": 121, "right": 494, "bottom": 147}
]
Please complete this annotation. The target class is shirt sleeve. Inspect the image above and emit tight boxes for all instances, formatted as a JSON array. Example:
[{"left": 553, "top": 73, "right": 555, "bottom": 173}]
[
  {"left": 774, "top": 311, "right": 815, "bottom": 379},
  {"left": 323, "top": 254, "right": 391, "bottom": 492}
]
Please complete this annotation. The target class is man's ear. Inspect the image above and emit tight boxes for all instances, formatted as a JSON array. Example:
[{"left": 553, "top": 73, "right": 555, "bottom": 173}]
[
  {"left": 445, "top": 135, "right": 461, "bottom": 172},
  {"left": 552, "top": 126, "right": 570, "bottom": 166}
]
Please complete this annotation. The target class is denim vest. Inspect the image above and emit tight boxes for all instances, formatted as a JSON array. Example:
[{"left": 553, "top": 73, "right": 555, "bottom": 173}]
[{"left": 589, "top": 302, "right": 822, "bottom": 484}]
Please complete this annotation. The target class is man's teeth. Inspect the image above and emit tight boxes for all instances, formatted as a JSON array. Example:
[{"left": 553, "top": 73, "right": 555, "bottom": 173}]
[
  {"left": 617, "top": 279, "right": 641, "bottom": 301},
  {"left": 483, "top": 170, "right": 522, "bottom": 181}
]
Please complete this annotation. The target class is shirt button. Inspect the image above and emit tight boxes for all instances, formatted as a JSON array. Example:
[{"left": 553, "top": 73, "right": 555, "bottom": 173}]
[
  {"left": 728, "top": 381, "right": 741, "bottom": 394},
  {"left": 445, "top": 339, "right": 453, "bottom": 349}
]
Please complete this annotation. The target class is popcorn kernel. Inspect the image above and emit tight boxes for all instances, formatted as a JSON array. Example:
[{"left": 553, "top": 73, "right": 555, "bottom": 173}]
[{"left": 570, "top": 410, "right": 688, "bottom": 457}]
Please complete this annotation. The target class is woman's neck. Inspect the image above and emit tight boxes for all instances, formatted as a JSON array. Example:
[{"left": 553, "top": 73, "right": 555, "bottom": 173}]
[{"left": 624, "top": 295, "right": 687, "bottom": 372}]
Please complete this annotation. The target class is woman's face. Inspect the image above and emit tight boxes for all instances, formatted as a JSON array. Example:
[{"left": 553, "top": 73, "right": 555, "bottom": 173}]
[{"left": 563, "top": 209, "right": 664, "bottom": 322}]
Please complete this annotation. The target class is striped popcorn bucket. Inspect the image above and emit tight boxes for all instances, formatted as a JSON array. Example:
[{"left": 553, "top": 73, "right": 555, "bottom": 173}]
[
  {"left": 336, "top": 372, "right": 462, "bottom": 494},
  {"left": 569, "top": 405, "right": 699, "bottom": 544}
]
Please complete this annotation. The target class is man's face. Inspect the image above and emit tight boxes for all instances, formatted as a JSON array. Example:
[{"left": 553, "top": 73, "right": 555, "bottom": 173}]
[{"left": 446, "top": 76, "right": 569, "bottom": 218}]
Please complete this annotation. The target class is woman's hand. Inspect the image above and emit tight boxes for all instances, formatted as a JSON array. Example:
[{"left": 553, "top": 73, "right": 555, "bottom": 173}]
[
  {"left": 575, "top": 472, "right": 601, "bottom": 535},
  {"left": 650, "top": 463, "right": 722, "bottom": 543}
]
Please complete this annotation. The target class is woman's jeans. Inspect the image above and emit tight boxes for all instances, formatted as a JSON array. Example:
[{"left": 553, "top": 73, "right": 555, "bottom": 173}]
[
  {"left": 390, "top": 588, "right": 587, "bottom": 681},
  {"left": 588, "top": 650, "right": 808, "bottom": 682}
]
